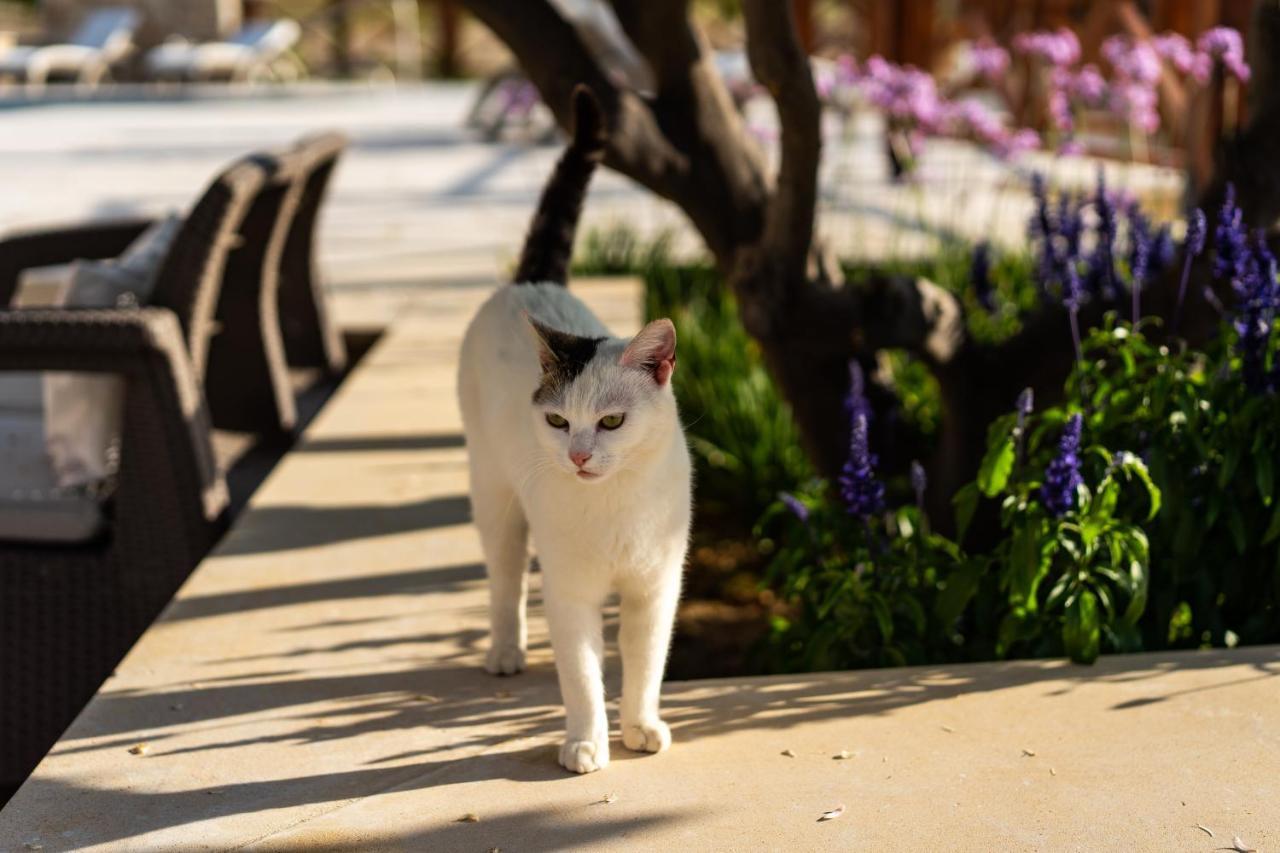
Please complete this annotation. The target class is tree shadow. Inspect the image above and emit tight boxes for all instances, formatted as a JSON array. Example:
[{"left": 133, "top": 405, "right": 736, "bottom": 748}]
[{"left": 215, "top": 495, "right": 472, "bottom": 556}]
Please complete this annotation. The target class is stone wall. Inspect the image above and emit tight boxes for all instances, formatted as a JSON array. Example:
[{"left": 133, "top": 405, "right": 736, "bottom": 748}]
[{"left": 41, "top": 0, "right": 243, "bottom": 48}]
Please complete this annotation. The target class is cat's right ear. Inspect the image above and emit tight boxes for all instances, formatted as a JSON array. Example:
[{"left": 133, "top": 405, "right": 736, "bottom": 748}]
[{"left": 523, "top": 311, "right": 561, "bottom": 374}]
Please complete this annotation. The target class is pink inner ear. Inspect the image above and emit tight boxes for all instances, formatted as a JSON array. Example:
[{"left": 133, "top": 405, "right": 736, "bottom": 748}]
[{"left": 620, "top": 320, "right": 677, "bottom": 385}]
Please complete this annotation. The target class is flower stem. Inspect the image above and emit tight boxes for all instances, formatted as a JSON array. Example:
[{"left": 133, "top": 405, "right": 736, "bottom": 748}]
[{"left": 1172, "top": 251, "right": 1193, "bottom": 334}]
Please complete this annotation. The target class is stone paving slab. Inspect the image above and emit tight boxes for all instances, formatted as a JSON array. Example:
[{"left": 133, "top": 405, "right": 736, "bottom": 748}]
[{"left": 2, "top": 277, "right": 1277, "bottom": 852}]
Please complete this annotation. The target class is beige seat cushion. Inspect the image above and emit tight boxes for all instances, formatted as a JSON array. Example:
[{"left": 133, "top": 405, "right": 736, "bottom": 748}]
[{"left": 0, "top": 404, "right": 104, "bottom": 544}]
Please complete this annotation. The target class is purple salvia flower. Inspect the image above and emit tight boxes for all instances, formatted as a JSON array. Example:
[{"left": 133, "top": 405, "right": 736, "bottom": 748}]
[
  {"left": 839, "top": 412, "right": 886, "bottom": 520},
  {"left": 1233, "top": 230, "right": 1279, "bottom": 391},
  {"left": 1040, "top": 414, "right": 1084, "bottom": 517},
  {"left": 910, "top": 460, "right": 927, "bottom": 511},
  {"left": 1173, "top": 208, "right": 1206, "bottom": 334},
  {"left": 1129, "top": 209, "right": 1152, "bottom": 322},
  {"left": 779, "top": 492, "right": 810, "bottom": 524},
  {"left": 972, "top": 240, "right": 995, "bottom": 311},
  {"left": 845, "top": 359, "right": 872, "bottom": 424},
  {"left": 1093, "top": 169, "right": 1118, "bottom": 301},
  {"left": 1030, "top": 173, "right": 1059, "bottom": 292},
  {"left": 1152, "top": 32, "right": 1198, "bottom": 76},
  {"left": 1150, "top": 224, "right": 1175, "bottom": 275},
  {"left": 1015, "top": 387, "right": 1034, "bottom": 458},
  {"left": 1065, "top": 259, "right": 1084, "bottom": 363},
  {"left": 1214, "top": 184, "right": 1249, "bottom": 284}
]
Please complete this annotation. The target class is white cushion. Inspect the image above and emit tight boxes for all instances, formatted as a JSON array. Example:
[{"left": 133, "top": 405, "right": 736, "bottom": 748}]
[
  {"left": 42, "top": 213, "right": 181, "bottom": 490},
  {"left": 0, "top": 215, "right": 180, "bottom": 544}
]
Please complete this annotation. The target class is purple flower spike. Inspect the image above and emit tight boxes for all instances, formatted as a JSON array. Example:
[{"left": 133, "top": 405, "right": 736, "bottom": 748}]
[
  {"left": 1129, "top": 211, "right": 1152, "bottom": 322},
  {"left": 845, "top": 360, "right": 872, "bottom": 423},
  {"left": 1173, "top": 208, "right": 1207, "bottom": 334},
  {"left": 910, "top": 460, "right": 927, "bottom": 510},
  {"left": 972, "top": 241, "right": 995, "bottom": 311},
  {"left": 1197, "top": 27, "right": 1251, "bottom": 82},
  {"left": 1040, "top": 414, "right": 1084, "bottom": 517},
  {"left": 780, "top": 492, "right": 810, "bottom": 524},
  {"left": 839, "top": 412, "right": 886, "bottom": 520},
  {"left": 1214, "top": 184, "right": 1249, "bottom": 284}
]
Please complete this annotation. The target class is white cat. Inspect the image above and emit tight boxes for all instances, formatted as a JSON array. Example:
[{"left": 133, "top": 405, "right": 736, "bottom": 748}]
[{"left": 457, "top": 87, "right": 691, "bottom": 774}]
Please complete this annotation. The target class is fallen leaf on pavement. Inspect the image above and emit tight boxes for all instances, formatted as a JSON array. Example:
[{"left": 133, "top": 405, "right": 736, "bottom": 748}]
[{"left": 817, "top": 805, "right": 845, "bottom": 822}]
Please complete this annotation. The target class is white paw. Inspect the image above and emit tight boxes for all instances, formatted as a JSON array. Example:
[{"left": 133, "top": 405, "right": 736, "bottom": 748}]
[
  {"left": 484, "top": 644, "right": 526, "bottom": 675},
  {"left": 621, "top": 718, "right": 671, "bottom": 754},
  {"left": 558, "top": 737, "right": 609, "bottom": 774}
]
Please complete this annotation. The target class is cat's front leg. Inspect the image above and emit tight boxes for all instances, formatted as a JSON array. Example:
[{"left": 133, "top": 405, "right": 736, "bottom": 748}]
[
  {"left": 618, "top": 568, "right": 680, "bottom": 754},
  {"left": 543, "top": 581, "right": 610, "bottom": 773}
]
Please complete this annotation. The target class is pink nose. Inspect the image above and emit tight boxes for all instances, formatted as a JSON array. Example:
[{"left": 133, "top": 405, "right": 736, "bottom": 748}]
[{"left": 570, "top": 450, "right": 592, "bottom": 468}]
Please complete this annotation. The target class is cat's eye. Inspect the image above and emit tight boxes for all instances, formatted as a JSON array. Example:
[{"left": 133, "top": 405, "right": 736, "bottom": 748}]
[
  {"left": 545, "top": 413, "right": 569, "bottom": 430},
  {"left": 599, "top": 413, "right": 625, "bottom": 430}
]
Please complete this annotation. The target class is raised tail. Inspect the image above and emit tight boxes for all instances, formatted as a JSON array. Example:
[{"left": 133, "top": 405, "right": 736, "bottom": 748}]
[{"left": 513, "top": 85, "right": 607, "bottom": 286}]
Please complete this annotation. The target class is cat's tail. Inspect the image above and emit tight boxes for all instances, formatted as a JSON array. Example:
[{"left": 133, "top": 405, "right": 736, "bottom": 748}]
[{"left": 513, "top": 84, "right": 607, "bottom": 286}]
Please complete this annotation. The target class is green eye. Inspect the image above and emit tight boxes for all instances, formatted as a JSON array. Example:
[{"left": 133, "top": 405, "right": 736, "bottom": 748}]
[
  {"left": 599, "top": 413, "right": 625, "bottom": 430},
  {"left": 546, "top": 413, "right": 569, "bottom": 429}
]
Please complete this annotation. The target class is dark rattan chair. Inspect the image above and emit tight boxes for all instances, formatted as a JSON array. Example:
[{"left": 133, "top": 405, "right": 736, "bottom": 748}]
[
  {"left": 204, "top": 133, "right": 349, "bottom": 436},
  {"left": 0, "top": 159, "right": 267, "bottom": 791},
  {"left": 0, "top": 309, "right": 228, "bottom": 791}
]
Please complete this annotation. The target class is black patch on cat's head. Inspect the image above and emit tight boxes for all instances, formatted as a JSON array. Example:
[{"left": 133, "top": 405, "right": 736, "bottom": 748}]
[{"left": 528, "top": 318, "right": 605, "bottom": 404}]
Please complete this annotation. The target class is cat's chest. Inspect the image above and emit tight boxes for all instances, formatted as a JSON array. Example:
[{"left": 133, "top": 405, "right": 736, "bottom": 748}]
[{"left": 525, "top": 479, "right": 685, "bottom": 571}]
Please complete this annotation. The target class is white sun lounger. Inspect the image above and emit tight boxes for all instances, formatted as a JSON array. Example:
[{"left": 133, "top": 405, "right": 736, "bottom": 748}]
[
  {"left": 146, "top": 19, "right": 301, "bottom": 83},
  {"left": 0, "top": 7, "right": 141, "bottom": 86}
]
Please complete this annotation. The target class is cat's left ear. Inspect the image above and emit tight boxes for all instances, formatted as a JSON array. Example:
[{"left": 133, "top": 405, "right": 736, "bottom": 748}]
[{"left": 620, "top": 318, "right": 676, "bottom": 385}]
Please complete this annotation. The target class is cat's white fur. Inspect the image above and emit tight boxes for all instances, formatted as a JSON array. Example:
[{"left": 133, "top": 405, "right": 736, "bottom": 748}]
[{"left": 458, "top": 281, "right": 691, "bottom": 774}]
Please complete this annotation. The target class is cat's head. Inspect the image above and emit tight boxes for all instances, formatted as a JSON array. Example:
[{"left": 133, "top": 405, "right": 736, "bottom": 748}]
[{"left": 526, "top": 315, "right": 678, "bottom": 483}]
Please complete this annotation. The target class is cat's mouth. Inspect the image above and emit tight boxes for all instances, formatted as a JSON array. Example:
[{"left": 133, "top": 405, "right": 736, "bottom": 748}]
[{"left": 575, "top": 469, "right": 601, "bottom": 481}]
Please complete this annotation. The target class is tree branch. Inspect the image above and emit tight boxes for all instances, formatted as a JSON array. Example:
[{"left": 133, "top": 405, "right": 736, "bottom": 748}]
[
  {"left": 740, "top": 0, "right": 821, "bottom": 279},
  {"left": 461, "top": 0, "right": 768, "bottom": 268}
]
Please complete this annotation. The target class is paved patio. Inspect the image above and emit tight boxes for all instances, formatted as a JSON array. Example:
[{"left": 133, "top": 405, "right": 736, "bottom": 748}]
[{"left": 1, "top": 277, "right": 1276, "bottom": 851}]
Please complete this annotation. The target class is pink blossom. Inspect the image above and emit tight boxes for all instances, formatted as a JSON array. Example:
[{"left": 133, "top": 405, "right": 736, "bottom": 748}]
[
  {"left": 1101, "top": 36, "right": 1162, "bottom": 84},
  {"left": 835, "top": 53, "right": 859, "bottom": 86},
  {"left": 1058, "top": 139, "right": 1086, "bottom": 156},
  {"left": 1013, "top": 28, "right": 1081, "bottom": 67},
  {"left": 1070, "top": 64, "right": 1108, "bottom": 104},
  {"left": 1197, "top": 26, "right": 1251, "bottom": 81},
  {"left": 1109, "top": 81, "right": 1160, "bottom": 132},
  {"left": 971, "top": 39, "right": 1010, "bottom": 81},
  {"left": 994, "top": 128, "right": 1041, "bottom": 158},
  {"left": 1151, "top": 32, "right": 1197, "bottom": 75}
]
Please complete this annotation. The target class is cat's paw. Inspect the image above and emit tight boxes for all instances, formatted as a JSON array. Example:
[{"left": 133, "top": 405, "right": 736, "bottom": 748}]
[
  {"left": 558, "top": 737, "right": 609, "bottom": 774},
  {"left": 484, "top": 644, "right": 526, "bottom": 676},
  {"left": 621, "top": 718, "right": 671, "bottom": 754}
]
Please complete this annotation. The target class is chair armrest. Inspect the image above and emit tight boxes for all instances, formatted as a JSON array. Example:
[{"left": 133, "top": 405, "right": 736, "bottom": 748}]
[
  {"left": 0, "top": 307, "right": 228, "bottom": 526},
  {"left": 0, "top": 218, "right": 155, "bottom": 307}
]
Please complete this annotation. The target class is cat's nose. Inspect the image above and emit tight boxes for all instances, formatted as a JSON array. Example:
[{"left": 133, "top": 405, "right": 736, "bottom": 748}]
[{"left": 569, "top": 450, "right": 593, "bottom": 468}]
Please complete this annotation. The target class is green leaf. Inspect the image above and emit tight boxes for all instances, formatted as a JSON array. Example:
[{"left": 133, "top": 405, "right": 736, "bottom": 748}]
[
  {"left": 977, "top": 437, "right": 1017, "bottom": 497},
  {"left": 953, "top": 482, "right": 980, "bottom": 543},
  {"left": 1218, "top": 443, "right": 1242, "bottom": 489},
  {"left": 1064, "top": 589, "right": 1101, "bottom": 664},
  {"left": 1227, "top": 504, "right": 1249, "bottom": 555},
  {"left": 1262, "top": 503, "right": 1280, "bottom": 545},
  {"left": 935, "top": 562, "right": 984, "bottom": 626},
  {"left": 1117, "top": 455, "right": 1162, "bottom": 521},
  {"left": 1007, "top": 520, "right": 1052, "bottom": 613},
  {"left": 1257, "top": 453, "right": 1275, "bottom": 507}
]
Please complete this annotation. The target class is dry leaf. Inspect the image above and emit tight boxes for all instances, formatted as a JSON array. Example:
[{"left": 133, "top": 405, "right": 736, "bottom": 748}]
[
  {"left": 169, "top": 703, "right": 184, "bottom": 712},
  {"left": 413, "top": 694, "right": 441, "bottom": 703},
  {"left": 494, "top": 690, "right": 513, "bottom": 699},
  {"left": 488, "top": 848, "right": 501, "bottom": 853},
  {"left": 940, "top": 725, "right": 955, "bottom": 733},
  {"left": 23, "top": 844, "right": 43, "bottom": 851},
  {"left": 458, "top": 813, "right": 480, "bottom": 823},
  {"left": 1195, "top": 824, "right": 1214, "bottom": 838},
  {"left": 817, "top": 805, "right": 845, "bottom": 822},
  {"left": 1231, "top": 836, "right": 1256, "bottom": 853},
  {"left": 127, "top": 743, "right": 150, "bottom": 756},
  {"left": 1021, "top": 748, "right": 1037, "bottom": 757},
  {"left": 206, "top": 790, "right": 224, "bottom": 796},
  {"left": 596, "top": 793, "right": 618, "bottom": 805},
  {"left": 780, "top": 749, "right": 796, "bottom": 757},
  {"left": 832, "top": 750, "right": 851, "bottom": 760},
  {"left": 1049, "top": 767, "right": 1057, "bottom": 776}
]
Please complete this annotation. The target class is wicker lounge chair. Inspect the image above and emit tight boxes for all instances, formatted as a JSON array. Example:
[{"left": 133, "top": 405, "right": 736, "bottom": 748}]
[
  {"left": 146, "top": 19, "right": 302, "bottom": 83},
  {"left": 0, "top": 7, "right": 140, "bottom": 87},
  {"left": 0, "top": 160, "right": 267, "bottom": 792},
  {"left": 205, "top": 133, "right": 349, "bottom": 436}
]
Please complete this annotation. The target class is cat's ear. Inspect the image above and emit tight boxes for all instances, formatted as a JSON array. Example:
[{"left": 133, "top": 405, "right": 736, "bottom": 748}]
[
  {"left": 523, "top": 312, "right": 564, "bottom": 374},
  {"left": 620, "top": 318, "right": 676, "bottom": 385}
]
